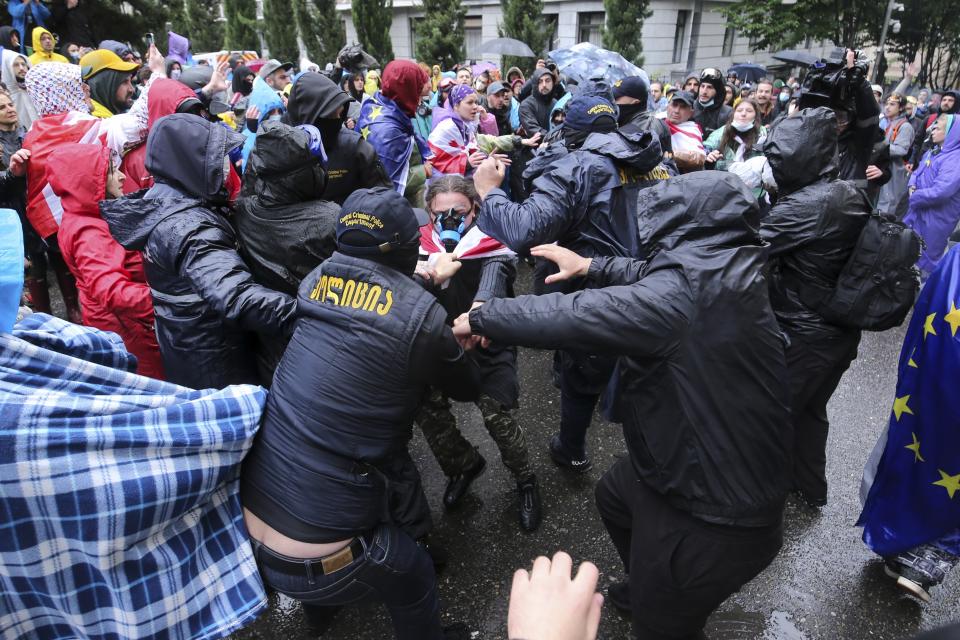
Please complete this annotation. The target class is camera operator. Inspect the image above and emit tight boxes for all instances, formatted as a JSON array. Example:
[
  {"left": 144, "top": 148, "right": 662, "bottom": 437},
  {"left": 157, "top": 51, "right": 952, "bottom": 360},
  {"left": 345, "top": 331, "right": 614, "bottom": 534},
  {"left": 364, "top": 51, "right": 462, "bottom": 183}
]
[{"left": 799, "top": 49, "right": 890, "bottom": 200}]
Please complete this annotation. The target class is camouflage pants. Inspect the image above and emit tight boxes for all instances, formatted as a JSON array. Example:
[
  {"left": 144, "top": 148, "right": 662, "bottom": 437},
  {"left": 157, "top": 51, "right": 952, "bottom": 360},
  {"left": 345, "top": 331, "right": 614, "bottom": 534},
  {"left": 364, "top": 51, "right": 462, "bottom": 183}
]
[{"left": 416, "top": 388, "right": 533, "bottom": 481}]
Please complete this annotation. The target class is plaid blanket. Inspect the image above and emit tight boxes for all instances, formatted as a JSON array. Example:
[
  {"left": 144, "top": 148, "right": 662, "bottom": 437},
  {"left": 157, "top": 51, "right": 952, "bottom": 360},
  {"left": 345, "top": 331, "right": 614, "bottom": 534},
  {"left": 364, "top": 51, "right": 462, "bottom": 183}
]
[{"left": 0, "top": 314, "right": 268, "bottom": 640}]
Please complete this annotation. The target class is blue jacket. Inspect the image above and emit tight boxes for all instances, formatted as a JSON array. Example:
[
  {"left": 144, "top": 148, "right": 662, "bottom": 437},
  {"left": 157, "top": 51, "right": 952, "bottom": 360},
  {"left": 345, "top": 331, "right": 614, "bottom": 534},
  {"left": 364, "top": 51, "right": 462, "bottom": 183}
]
[
  {"left": 7, "top": 0, "right": 49, "bottom": 52},
  {"left": 241, "top": 251, "right": 480, "bottom": 541},
  {"left": 241, "top": 76, "right": 285, "bottom": 171}
]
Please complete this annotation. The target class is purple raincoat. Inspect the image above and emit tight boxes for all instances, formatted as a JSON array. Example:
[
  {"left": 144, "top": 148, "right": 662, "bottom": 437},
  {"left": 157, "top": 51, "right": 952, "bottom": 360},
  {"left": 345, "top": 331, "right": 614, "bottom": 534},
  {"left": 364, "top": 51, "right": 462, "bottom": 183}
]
[
  {"left": 167, "top": 31, "right": 191, "bottom": 65},
  {"left": 903, "top": 115, "right": 960, "bottom": 275}
]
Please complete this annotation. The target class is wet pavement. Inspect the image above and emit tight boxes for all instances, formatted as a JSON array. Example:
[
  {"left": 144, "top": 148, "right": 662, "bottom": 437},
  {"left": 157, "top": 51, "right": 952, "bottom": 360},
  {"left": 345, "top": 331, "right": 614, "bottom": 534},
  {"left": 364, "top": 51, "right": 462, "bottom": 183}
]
[{"left": 232, "top": 265, "right": 959, "bottom": 640}]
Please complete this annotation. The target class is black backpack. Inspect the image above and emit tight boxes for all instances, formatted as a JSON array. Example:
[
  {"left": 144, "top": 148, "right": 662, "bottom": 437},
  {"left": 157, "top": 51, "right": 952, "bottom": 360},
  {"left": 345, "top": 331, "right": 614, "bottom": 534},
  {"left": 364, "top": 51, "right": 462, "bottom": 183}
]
[{"left": 801, "top": 214, "right": 922, "bottom": 331}]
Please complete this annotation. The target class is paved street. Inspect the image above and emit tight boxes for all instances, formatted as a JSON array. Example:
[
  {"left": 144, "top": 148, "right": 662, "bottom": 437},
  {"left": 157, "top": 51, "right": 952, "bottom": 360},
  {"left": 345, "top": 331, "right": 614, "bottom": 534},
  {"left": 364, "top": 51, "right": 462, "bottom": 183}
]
[{"left": 234, "top": 265, "right": 959, "bottom": 640}]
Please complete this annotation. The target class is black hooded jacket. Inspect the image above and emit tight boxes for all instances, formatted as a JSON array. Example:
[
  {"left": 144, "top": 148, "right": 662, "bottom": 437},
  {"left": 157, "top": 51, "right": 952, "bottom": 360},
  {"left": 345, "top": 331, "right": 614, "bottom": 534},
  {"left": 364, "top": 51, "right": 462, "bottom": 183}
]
[
  {"left": 101, "top": 114, "right": 296, "bottom": 390},
  {"left": 618, "top": 106, "right": 673, "bottom": 168},
  {"left": 760, "top": 107, "right": 870, "bottom": 341},
  {"left": 470, "top": 172, "right": 792, "bottom": 525},
  {"left": 232, "top": 66, "right": 255, "bottom": 97},
  {"left": 235, "top": 121, "right": 340, "bottom": 383},
  {"left": 479, "top": 129, "right": 670, "bottom": 268},
  {"left": 518, "top": 69, "right": 557, "bottom": 136},
  {"left": 284, "top": 72, "right": 390, "bottom": 204},
  {"left": 0, "top": 26, "right": 19, "bottom": 51},
  {"left": 693, "top": 74, "right": 733, "bottom": 138}
]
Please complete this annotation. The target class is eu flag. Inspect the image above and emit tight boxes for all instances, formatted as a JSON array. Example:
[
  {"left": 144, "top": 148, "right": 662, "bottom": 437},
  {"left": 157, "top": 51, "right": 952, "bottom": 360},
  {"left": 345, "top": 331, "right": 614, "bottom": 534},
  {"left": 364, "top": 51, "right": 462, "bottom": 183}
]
[{"left": 858, "top": 244, "right": 960, "bottom": 557}]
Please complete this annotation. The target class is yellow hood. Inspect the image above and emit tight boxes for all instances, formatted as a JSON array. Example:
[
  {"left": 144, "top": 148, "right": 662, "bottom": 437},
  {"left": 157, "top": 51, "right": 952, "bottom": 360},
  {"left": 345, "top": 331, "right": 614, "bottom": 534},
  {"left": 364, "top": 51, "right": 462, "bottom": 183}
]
[{"left": 30, "top": 27, "right": 68, "bottom": 64}]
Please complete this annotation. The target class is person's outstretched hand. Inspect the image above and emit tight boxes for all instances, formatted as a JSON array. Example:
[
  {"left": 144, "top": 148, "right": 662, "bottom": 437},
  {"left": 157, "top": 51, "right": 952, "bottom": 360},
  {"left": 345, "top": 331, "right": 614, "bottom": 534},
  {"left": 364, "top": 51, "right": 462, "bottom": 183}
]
[
  {"left": 530, "top": 244, "right": 592, "bottom": 284},
  {"left": 474, "top": 154, "right": 506, "bottom": 199},
  {"left": 148, "top": 44, "right": 165, "bottom": 77},
  {"left": 507, "top": 551, "right": 603, "bottom": 640}
]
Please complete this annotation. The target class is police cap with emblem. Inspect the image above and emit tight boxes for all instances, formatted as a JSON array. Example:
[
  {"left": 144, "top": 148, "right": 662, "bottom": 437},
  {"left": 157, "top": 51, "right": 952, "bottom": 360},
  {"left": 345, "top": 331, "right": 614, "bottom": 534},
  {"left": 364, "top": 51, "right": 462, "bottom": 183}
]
[{"left": 337, "top": 187, "right": 421, "bottom": 259}]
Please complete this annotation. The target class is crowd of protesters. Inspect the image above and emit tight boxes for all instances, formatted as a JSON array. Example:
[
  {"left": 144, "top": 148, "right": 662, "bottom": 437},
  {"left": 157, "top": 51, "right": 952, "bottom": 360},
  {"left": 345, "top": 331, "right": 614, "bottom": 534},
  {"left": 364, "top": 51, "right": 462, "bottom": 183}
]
[{"left": 1, "top": 17, "right": 959, "bottom": 640}]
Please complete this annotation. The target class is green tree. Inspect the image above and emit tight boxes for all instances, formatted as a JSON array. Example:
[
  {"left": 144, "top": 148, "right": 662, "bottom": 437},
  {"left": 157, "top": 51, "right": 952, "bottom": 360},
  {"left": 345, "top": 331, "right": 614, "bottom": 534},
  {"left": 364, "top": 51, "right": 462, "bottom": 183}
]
[
  {"left": 352, "top": 0, "right": 395, "bottom": 65},
  {"left": 499, "top": 0, "right": 551, "bottom": 74},
  {"left": 413, "top": 0, "right": 465, "bottom": 68},
  {"left": 263, "top": 0, "right": 299, "bottom": 61},
  {"left": 721, "top": 0, "right": 884, "bottom": 51},
  {"left": 887, "top": 0, "right": 960, "bottom": 87},
  {"left": 184, "top": 0, "right": 224, "bottom": 51},
  {"left": 601, "top": 0, "right": 652, "bottom": 67},
  {"left": 223, "top": 0, "right": 260, "bottom": 50},
  {"left": 296, "top": 0, "right": 347, "bottom": 65}
]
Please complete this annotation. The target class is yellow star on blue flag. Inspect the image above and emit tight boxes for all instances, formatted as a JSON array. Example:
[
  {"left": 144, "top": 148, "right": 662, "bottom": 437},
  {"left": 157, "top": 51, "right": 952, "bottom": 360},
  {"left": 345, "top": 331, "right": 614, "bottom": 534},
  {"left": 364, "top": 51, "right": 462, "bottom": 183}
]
[
  {"left": 933, "top": 469, "right": 960, "bottom": 499},
  {"left": 858, "top": 245, "right": 960, "bottom": 557},
  {"left": 368, "top": 105, "right": 383, "bottom": 120}
]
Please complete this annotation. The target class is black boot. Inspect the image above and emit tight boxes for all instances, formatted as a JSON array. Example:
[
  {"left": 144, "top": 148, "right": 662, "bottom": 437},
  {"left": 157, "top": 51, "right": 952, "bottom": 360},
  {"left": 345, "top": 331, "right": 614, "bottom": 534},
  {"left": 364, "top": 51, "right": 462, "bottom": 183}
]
[
  {"left": 548, "top": 433, "right": 592, "bottom": 473},
  {"left": 607, "top": 580, "right": 632, "bottom": 614},
  {"left": 443, "top": 453, "right": 486, "bottom": 509},
  {"left": 517, "top": 475, "right": 542, "bottom": 532}
]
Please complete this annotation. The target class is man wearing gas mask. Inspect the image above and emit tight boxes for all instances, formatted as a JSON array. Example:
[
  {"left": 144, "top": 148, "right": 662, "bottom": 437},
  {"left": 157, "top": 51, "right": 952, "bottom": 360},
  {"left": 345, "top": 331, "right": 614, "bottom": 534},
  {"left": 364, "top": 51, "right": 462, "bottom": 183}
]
[
  {"left": 414, "top": 175, "right": 542, "bottom": 532},
  {"left": 284, "top": 72, "right": 391, "bottom": 204},
  {"left": 472, "top": 91, "right": 670, "bottom": 474}
]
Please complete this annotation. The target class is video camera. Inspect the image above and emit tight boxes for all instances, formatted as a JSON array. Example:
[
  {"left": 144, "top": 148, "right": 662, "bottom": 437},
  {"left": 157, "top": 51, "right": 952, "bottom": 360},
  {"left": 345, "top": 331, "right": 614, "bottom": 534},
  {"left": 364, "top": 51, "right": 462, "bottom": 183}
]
[{"left": 798, "top": 47, "right": 870, "bottom": 114}]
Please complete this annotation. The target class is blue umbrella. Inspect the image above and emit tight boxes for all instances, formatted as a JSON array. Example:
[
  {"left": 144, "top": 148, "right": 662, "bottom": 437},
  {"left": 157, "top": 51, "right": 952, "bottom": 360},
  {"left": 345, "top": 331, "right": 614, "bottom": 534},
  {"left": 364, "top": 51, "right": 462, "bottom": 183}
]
[
  {"left": 727, "top": 63, "right": 767, "bottom": 83},
  {"left": 547, "top": 42, "right": 649, "bottom": 88}
]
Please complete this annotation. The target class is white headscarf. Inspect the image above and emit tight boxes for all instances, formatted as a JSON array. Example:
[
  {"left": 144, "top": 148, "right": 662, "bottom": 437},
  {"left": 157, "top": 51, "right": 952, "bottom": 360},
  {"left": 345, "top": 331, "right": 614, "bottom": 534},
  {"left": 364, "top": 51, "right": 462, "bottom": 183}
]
[
  {"left": 24, "top": 62, "right": 87, "bottom": 117},
  {"left": 1, "top": 49, "right": 38, "bottom": 130}
]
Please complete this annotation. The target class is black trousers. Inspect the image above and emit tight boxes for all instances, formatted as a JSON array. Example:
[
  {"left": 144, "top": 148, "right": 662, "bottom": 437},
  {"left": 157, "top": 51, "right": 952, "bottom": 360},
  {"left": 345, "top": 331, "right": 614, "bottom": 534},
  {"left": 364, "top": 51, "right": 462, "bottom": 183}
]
[
  {"left": 595, "top": 459, "right": 783, "bottom": 639},
  {"left": 784, "top": 328, "right": 861, "bottom": 503}
]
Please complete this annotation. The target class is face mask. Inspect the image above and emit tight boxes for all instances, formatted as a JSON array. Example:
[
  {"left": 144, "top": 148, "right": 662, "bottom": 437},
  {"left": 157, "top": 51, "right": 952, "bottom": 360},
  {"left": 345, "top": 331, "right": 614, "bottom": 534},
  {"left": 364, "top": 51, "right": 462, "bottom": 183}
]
[
  {"left": 732, "top": 119, "right": 754, "bottom": 132},
  {"left": 617, "top": 103, "right": 645, "bottom": 124},
  {"left": 434, "top": 208, "right": 469, "bottom": 252},
  {"left": 699, "top": 98, "right": 714, "bottom": 108},
  {"left": 267, "top": 114, "right": 283, "bottom": 122},
  {"left": 779, "top": 93, "right": 790, "bottom": 103},
  {"left": 170, "top": 69, "right": 181, "bottom": 80},
  {"left": 69, "top": 52, "right": 81, "bottom": 62}
]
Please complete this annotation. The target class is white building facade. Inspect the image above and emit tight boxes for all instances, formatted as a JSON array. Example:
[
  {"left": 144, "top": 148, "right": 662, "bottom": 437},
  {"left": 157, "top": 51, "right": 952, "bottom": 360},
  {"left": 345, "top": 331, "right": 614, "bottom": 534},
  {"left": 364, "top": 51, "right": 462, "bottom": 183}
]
[{"left": 335, "top": 0, "right": 835, "bottom": 82}]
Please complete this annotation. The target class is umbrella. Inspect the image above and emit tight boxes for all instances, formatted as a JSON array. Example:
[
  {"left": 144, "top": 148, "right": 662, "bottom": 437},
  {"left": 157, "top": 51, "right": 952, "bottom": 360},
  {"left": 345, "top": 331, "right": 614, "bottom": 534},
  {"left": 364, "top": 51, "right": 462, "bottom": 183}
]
[
  {"left": 547, "top": 42, "right": 649, "bottom": 88},
  {"left": 481, "top": 37, "right": 535, "bottom": 58},
  {"left": 471, "top": 61, "right": 497, "bottom": 76},
  {"left": 727, "top": 62, "right": 766, "bottom": 84},
  {"left": 771, "top": 50, "right": 819, "bottom": 67}
]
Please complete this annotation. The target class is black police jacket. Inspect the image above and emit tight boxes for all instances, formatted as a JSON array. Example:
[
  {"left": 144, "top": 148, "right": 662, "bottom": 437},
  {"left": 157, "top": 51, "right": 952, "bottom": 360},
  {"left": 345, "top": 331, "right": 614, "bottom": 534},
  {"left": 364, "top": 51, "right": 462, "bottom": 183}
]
[
  {"left": 241, "top": 251, "right": 481, "bottom": 542},
  {"left": 470, "top": 172, "right": 792, "bottom": 526},
  {"left": 761, "top": 107, "right": 870, "bottom": 341},
  {"left": 479, "top": 129, "right": 670, "bottom": 266},
  {"left": 101, "top": 115, "right": 296, "bottom": 390}
]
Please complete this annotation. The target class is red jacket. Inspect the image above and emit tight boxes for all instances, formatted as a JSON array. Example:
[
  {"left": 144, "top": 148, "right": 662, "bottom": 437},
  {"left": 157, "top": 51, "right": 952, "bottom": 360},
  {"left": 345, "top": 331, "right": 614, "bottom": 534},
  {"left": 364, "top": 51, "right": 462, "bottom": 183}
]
[
  {"left": 120, "top": 79, "right": 199, "bottom": 194},
  {"left": 50, "top": 143, "right": 165, "bottom": 379}
]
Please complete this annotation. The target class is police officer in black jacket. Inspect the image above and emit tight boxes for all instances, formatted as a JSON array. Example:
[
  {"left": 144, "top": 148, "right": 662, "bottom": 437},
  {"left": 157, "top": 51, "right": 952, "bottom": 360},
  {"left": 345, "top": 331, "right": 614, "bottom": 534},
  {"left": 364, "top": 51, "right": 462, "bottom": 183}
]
[{"left": 241, "top": 187, "right": 480, "bottom": 640}]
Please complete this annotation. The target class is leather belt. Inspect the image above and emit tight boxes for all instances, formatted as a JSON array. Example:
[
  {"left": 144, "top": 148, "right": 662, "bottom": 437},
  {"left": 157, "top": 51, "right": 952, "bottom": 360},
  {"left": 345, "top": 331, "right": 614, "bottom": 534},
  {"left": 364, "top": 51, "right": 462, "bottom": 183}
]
[{"left": 255, "top": 537, "right": 366, "bottom": 577}]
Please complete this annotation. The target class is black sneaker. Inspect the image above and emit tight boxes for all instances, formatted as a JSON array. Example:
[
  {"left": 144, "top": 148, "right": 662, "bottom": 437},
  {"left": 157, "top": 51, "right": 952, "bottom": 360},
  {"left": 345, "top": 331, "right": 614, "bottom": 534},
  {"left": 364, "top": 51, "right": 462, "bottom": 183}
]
[
  {"left": 548, "top": 434, "right": 592, "bottom": 473},
  {"left": 417, "top": 537, "right": 449, "bottom": 573},
  {"left": 884, "top": 544, "right": 959, "bottom": 602},
  {"left": 443, "top": 453, "right": 487, "bottom": 509},
  {"left": 517, "top": 475, "right": 542, "bottom": 532},
  {"left": 608, "top": 580, "right": 632, "bottom": 614}
]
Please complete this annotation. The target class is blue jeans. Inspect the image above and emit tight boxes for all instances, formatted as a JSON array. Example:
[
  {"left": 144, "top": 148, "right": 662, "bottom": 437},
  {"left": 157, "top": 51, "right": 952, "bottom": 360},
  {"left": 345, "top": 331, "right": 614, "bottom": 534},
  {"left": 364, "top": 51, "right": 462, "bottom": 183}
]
[{"left": 254, "top": 525, "right": 442, "bottom": 640}]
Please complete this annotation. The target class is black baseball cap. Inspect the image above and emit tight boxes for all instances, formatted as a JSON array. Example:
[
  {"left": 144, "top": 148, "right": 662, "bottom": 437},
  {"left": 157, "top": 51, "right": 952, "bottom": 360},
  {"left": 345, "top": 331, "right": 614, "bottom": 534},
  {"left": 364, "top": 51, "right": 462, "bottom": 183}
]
[
  {"left": 670, "top": 90, "right": 696, "bottom": 108},
  {"left": 336, "top": 187, "right": 420, "bottom": 257},
  {"left": 613, "top": 76, "right": 648, "bottom": 102}
]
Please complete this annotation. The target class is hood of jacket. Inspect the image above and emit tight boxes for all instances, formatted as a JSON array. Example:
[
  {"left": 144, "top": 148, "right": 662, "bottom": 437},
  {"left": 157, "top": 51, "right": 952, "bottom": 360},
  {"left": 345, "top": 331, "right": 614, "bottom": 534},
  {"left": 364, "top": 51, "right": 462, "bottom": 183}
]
[
  {"left": 98, "top": 40, "right": 132, "bottom": 60},
  {"left": 232, "top": 65, "right": 255, "bottom": 96},
  {"left": 942, "top": 113, "right": 960, "bottom": 153},
  {"left": 381, "top": 60, "right": 428, "bottom": 117},
  {"left": 248, "top": 75, "right": 285, "bottom": 125},
  {"left": 146, "top": 113, "right": 245, "bottom": 202},
  {"left": 530, "top": 68, "right": 555, "bottom": 103},
  {"left": 47, "top": 143, "right": 108, "bottom": 218},
  {"left": 0, "top": 26, "right": 18, "bottom": 51},
  {"left": 286, "top": 72, "right": 352, "bottom": 126},
  {"left": 763, "top": 107, "right": 838, "bottom": 194},
  {"left": 86, "top": 68, "right": 128, "bottom": 116},
  {"left": 242, "top": 120, "right": 326, "bottom": 207},
  {"left": 31, "top": 27, "right": 56, "bottom": 57},
  {"left": 579, "top": 129, "right": 662, "bottom": 173},
  {"left": 147, "top": 78, "right": 197, "bottom": 128},
  {"left": 634, "top": 171, "right": 762, "bottom": 257},
  {"left": 1, "top": 50, "right": 37, "bottom": 126},
  {"left": 166, "top": 32, "right": 190, "bottom": 65},
  {"left": 25, "top": 61, "right": 87, "bottom": 116}
]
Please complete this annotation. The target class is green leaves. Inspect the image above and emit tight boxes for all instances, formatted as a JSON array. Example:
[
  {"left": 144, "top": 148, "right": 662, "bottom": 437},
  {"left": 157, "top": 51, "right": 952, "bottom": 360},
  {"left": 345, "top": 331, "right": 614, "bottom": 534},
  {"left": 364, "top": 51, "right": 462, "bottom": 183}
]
[
  {"left": 413, "top": 0, "right": 465, "bottom": 69},
  {"left": 352, "top": 0, "right": 395, "bottom": 66},
  {"left": 601, "top": 0, "right": 652, "bottom": 67},
  {"left": 224, "top": 0, "right": 259, "bottom": 50},
  {"left": 263, "top": 0, "right": 298, "bottom": 61},
  {"left": 499, "top": 0, "right": 551, "bottom": 74}
]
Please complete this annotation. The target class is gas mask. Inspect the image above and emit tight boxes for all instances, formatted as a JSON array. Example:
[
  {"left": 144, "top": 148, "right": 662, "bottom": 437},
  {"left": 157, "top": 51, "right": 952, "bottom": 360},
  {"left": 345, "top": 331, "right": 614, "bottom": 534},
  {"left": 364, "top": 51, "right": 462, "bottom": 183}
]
[{"left": 435, "top": 207, "right": 470, "bottom": 252}]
